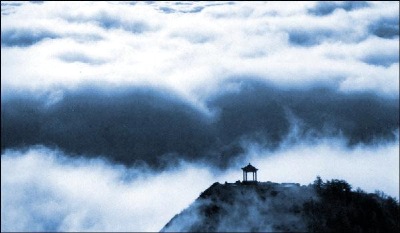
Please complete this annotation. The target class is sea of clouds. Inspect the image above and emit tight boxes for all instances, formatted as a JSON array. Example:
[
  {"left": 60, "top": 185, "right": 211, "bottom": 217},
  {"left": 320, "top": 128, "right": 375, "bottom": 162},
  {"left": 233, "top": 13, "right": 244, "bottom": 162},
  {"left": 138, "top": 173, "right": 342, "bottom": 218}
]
[{"left": 1, "top": 1, "right": 399, "bottom": 231}]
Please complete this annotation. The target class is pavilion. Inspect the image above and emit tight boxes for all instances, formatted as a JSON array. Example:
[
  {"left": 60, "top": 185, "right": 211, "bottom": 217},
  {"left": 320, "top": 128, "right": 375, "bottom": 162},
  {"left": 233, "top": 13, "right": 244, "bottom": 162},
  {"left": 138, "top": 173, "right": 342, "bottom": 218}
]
[{"left": 241, "top": 163, "right": 258, "bottom": 183}]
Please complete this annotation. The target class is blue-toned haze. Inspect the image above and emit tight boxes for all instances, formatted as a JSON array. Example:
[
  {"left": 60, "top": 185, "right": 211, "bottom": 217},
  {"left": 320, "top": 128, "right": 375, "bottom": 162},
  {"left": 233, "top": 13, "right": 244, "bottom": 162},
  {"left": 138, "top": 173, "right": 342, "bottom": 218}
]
[{"left": 1, "top": 1, "right": 399, "bottom": 231}]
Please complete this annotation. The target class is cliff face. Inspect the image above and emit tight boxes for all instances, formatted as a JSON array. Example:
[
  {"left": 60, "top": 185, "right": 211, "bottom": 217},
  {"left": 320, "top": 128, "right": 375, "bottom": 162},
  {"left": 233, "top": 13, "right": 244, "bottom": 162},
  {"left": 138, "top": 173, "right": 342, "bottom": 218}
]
[{"left": 161, "top": 179, "right": 400, "bottom": 232}]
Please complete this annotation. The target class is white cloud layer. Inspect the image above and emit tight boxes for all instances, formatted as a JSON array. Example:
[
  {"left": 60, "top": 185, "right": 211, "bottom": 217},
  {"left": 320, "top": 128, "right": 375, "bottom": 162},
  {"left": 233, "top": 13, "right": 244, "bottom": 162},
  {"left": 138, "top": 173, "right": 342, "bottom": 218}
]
[
  {"left": 1, "top": 147, "right": 214, "bottom": 231},
  {"left": 1, "top": 1, "right": 399, "bottom": 232},
  {"left": 2, "top": 137, "right": 399, "bottom": 232},
  {"left": 1, "top": 1, "right": 399, "bottom": 102}
]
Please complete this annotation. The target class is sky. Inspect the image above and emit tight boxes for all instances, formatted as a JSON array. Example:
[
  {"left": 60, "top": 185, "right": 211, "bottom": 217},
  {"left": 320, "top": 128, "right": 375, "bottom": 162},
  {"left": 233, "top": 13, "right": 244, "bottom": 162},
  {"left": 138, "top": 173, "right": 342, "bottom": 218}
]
[{"left": 1, "top": 1, "right": 399, "bottom": 232}]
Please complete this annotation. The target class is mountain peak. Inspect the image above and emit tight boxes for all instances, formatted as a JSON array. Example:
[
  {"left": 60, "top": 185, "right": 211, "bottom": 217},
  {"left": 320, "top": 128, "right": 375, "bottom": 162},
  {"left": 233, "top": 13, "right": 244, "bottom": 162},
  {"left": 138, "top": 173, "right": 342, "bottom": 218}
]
[{"left": 161, "top": 178, "right": 399, "bottom": 232}]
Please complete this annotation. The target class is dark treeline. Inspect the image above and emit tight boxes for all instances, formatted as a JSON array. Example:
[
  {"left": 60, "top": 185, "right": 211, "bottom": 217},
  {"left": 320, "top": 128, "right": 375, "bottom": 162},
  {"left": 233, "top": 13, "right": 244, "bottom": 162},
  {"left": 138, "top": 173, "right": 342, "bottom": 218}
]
[{"left": 304, "top": 177, "right": 400, "bottom": 232}]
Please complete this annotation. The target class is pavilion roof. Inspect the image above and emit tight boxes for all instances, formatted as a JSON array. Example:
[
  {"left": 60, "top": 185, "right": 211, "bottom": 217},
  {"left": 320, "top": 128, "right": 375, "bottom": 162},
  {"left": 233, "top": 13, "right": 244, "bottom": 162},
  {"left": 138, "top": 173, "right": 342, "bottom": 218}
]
[{"left": 241, "top": 163, "right": 258, "bottom": 172}]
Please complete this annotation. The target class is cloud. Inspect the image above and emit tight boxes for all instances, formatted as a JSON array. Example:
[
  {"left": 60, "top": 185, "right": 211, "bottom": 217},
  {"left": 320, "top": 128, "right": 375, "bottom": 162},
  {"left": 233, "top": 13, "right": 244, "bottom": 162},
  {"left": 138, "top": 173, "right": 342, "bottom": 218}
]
[
  {"left": 1, "top": 1, "right": 23, "bottom": 15},
  {"left": 2, "top": 137, "right": 399, "bottom": 231},
  {"left": 1, "top": 2, "right": 399, "bottom": 231},
  {"left": 1, "top": 147, "right": 214, "bottom": 231},
  {"left": 208, "top": 79, "right": 399, "bottom": 146},
  {"left": 308, "top": 1, "right": 370, "bottom": 16},
  {"left": 368, "top": 16, "right": 399, "bottom": 39},
  {"left": 2, "top": 81, "right": 398, "bottom": 168},
  {"left": 1, "top": 1, "right": 399, "bottom": 97},
  {"left": 58, "top": 51, "right": 107, "bottom": 65},
  {"left": 50, "top": 2, "right": 163, "bottom": 34},
  {"left": 287, "top": 28, "right": 334, "bottom": 46},
  {"left": 1, "top": 28, "right": 59, "bottom": 47},
  {"left": 248, "top": 137, "right": 400, "bottom": 199},
  {"left": 63, "top": 10, "right": 151, "bottom": 34},
  {"left": 1, "top": 86, "right": 214, "bottom": 168}
]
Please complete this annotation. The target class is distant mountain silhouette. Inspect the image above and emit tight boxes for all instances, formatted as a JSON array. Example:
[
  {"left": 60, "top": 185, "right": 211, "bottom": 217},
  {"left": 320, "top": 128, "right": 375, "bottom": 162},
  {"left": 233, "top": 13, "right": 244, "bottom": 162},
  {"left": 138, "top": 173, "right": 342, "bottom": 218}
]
[{"left": 161, "top": 178, "right": 399, "bottom": 232}]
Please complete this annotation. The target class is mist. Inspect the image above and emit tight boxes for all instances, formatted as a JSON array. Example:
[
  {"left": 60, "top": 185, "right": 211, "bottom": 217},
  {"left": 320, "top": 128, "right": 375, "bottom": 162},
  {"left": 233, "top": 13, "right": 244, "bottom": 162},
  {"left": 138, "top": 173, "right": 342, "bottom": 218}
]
[
  {"left": 1, "top": 1, "right": 399, "bottom": 232},
  {"left": 2, "top": 136, "right": 398, "bottom": 231},
  {"left": 2, "top": 80, "right": 398, "bottom": 168}
]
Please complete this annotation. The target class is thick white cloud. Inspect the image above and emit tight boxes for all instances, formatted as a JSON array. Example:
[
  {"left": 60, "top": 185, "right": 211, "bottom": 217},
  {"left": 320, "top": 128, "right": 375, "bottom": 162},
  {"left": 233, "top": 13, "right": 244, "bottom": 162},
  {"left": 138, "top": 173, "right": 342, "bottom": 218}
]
[
  {"left": 1, "top": 1, "right": 399, "bottom": 232},
  {"left": 1, "top": 1, "right": 399, "bottom": 100},
  {"left": 2, "top": 137, "right": 399, "bottom": 231},
  {"left": 1, "top": 147, "right": 214, "bottom": 231}
]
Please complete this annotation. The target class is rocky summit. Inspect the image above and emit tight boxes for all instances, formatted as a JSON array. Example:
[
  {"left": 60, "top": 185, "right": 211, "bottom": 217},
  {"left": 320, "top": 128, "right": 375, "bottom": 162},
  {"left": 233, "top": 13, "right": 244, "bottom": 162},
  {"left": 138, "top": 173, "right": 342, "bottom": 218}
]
[{"left": 161, "top": 178, "right": 399, "bottom": 232}]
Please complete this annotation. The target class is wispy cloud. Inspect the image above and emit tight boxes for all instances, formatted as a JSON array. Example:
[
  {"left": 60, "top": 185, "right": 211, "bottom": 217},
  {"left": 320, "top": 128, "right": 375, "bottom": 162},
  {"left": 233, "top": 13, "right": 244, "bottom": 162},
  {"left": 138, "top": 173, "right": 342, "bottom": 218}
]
[
  {"left": 1, "top": 147, "right": 214, "bottom": 231},
  {"left": 1, "top": 138, "right": 398, "bottom": 231},
  {"left": 1, "top": 1, "right": 399, "bottom": 232},
  {"left": 2, "top": 82, "right": 398, "bottom": 168}
]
